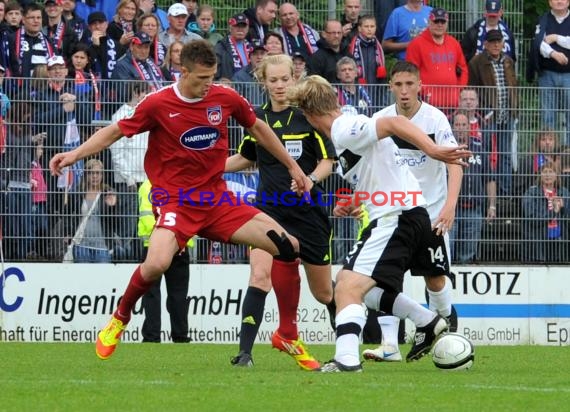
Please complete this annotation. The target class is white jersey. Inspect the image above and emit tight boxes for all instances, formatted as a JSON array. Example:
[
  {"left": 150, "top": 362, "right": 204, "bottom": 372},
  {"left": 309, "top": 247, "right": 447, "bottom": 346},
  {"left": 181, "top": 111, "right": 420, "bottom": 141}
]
[
  {"left": 373, "top": 102, "right": 457, "bottom": 221},
  {"left": 332, "top": 113, "right": 426, "bottom": 222}
]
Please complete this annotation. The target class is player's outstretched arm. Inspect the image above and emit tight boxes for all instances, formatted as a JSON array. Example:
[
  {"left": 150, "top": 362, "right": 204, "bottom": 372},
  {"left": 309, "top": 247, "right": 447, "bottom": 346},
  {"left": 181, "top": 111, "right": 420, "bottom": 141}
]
[
  {"left": 225, "top": 153, "right": 255, "bottom": 173},
  {"left": 49, "top": 123, "right": 124, "bottom": 176},
  {"left": 247, "top": 118, "right": 310, "bottom": 192},
  {"left": 375, "top": 116, "right": 471, "bottom": 165}
]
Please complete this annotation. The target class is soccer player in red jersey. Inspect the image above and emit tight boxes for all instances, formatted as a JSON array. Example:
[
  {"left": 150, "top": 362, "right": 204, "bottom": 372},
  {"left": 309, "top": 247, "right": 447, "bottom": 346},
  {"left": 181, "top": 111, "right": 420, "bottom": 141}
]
[{"left": 49, "top": 40, "right": 310, "bottom": 360}]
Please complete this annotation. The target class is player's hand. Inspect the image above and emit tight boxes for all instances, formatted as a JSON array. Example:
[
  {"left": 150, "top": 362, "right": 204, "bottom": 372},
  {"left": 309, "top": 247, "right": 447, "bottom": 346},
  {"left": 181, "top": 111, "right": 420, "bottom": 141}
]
[
  {"left": 290, "top": 178, "right": 313, "bottom": 193},
  {"left": 428, "top": 145, "right": 472, "bottom": 166},
  {"left": 432, "top": 206, "right": 455, "bottom": 235},
  {"left": 50, "top": 151, "right": 79, "bottom": 176},
  {"left": 289, "top": 166, "right": 310, "bottom": 195}
]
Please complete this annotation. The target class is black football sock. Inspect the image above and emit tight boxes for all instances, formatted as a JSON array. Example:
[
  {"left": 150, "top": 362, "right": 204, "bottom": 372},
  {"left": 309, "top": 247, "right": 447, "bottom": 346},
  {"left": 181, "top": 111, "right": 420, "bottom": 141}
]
[{"left": 238, "top": 286, "right": 268, "bottom": 355}]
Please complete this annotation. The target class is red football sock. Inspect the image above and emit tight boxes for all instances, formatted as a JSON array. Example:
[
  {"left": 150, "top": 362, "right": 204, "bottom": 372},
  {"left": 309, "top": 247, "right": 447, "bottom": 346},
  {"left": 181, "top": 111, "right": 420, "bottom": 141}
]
[
  {"left": 271, "top": 259, "right": 300, "bottom": 340},
  {"left": 115, "top": 266, "right": 154, "bottom": 324}
]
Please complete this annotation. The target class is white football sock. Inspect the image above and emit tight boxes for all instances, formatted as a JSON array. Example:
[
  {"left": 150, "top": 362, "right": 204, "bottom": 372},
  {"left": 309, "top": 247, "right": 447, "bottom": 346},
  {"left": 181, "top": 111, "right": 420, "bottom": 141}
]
[
  {"left": 378, "top": 315, "right": 400, "bottom": 347},
  {"left": 335, "top": 303, "right": 366, "bottom": 367},
  {"left": 392, "top": 293, "right": 434, "bottom": 327},
  {"left": 427, "top": 276, "right": 452, "bottom": 317},
  {"left": 363, "top": 286, "right": 383, "bottom": 311}
]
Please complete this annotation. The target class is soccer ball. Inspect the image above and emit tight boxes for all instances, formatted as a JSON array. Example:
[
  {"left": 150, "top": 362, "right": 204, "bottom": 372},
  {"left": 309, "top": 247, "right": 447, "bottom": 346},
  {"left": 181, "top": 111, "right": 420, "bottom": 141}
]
[{"left": 432, "top": 333, "right": 474, "bottom": 371}]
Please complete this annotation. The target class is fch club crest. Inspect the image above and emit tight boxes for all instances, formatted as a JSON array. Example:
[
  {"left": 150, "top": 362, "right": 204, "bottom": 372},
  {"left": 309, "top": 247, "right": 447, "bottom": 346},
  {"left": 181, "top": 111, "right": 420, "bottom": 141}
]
[{"left": 207, "top": 106, "right": 222, "bottom": 125}]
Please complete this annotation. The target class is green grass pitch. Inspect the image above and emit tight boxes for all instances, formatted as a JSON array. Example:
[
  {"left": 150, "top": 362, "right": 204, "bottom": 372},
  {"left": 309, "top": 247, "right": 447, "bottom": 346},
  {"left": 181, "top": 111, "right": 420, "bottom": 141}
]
[{"left": 2, "top": 343, "right": 570, "bottom": 411}]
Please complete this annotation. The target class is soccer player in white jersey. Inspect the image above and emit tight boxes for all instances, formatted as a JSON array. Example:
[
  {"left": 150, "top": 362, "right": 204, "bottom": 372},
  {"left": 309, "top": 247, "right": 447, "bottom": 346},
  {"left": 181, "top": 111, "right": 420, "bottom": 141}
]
[
  {"left": 362, "top": 60, "right": 462, "bottom": 362},
  {"left": 287, "top": 75, "right": 470, "bottom": 372}
]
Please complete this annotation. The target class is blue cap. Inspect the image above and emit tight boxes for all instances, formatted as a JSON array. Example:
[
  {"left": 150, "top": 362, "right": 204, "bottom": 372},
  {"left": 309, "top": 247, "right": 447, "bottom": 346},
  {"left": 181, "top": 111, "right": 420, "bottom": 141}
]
[
  {"left": 229, "top": 13, "right": 249, "bottom": 26},
  {"left": 485, "top": 0, "right": 502, "bottom": 15},
  {"left": 429, "top": 8, "right": 449, "bottom": 22},
  {"left": 132, "top": 31, "right": 151, "bottom": 45}
]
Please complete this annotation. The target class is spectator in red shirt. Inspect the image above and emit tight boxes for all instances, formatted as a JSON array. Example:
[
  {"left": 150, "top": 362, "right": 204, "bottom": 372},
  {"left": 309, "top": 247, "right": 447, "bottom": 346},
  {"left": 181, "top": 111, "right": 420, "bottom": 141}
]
[{"left": 406, "top": 7, "right": 468, "bottom": 112}]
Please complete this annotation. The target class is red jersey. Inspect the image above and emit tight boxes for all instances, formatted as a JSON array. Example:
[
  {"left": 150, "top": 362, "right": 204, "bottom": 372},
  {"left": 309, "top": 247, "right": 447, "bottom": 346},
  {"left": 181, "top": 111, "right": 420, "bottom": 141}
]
[{"left": 118, "top": 83, "right": 257, "bottom": 202}]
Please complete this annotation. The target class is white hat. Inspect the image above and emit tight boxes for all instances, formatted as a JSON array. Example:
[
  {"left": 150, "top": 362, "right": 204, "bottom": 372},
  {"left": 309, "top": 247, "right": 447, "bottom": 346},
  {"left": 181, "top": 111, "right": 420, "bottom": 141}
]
[
  {"left": 168, "top": 3, "right": 188, "bottom": 16},
  {"left": 47, "top": 55, "right": 65, "bottom": 67}
]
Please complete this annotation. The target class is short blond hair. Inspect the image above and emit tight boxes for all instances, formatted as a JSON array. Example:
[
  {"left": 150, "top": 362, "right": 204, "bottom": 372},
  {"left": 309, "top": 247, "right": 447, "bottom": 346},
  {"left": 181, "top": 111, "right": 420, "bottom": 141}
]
[
  {"left": 286, "top": 75, "right": 339, "bottom": 116},
  {"left": 254, "top": 54, "right": 294, "bottom": 84}
]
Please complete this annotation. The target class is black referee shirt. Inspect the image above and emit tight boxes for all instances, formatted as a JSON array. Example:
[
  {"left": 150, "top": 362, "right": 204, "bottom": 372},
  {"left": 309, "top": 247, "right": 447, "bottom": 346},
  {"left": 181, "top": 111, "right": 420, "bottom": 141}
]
[{"left": 238, "top": 103, "right": 337, "bottom": 205}]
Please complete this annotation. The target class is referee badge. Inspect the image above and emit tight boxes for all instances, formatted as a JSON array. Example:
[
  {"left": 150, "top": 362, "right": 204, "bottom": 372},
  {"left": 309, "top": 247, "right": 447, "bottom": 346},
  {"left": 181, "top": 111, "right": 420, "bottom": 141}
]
[{"left": 285, "top": 140, "right": 303, "bottom": 159}]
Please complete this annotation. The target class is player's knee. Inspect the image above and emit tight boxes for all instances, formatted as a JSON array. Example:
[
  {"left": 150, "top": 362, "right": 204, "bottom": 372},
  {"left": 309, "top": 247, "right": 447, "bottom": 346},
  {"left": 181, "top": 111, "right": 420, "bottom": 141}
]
[
  {"left": 425, "top": 275, "right": 445, "bottom": 292},
  {"left": 249, "top": 270, "right": 272, "bottom": 291},
  {"left": 142, "top": 259, "right": 171, "bottom": 281},
  {"left": 309, "top": 279, "right": 334, "bottom": 304},
  {"left": 333, "top": 277, "right": 353, "bottom": 299},
  {"left": 266, "top": 230, "right": 299, "bottom": 262},
  {"left": 313, "top": 289, "right": 332, "bottom": 304}
]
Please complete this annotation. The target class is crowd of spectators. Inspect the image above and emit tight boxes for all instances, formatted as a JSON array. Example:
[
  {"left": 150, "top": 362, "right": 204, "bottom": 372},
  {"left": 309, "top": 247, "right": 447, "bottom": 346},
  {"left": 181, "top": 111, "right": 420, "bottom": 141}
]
[{"left": 0, "top": 0, "right": 569, "bottom": 264}]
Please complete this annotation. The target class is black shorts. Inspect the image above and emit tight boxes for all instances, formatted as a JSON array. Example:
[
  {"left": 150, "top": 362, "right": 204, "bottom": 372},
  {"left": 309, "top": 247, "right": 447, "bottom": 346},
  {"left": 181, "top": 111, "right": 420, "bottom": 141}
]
[
  {"left": 410, "top": 227, "right": 451, "bottom": 278},
  {"left": 343, "top": 207, "right": 449, "bottom": 292},
  {"left": 257, "top": 204, "right": 332, "bottom": 265}
]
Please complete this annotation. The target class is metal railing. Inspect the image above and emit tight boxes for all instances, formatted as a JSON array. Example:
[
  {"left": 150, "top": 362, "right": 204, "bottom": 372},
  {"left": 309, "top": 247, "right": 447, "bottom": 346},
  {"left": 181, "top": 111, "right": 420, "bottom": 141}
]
[{"left": 0, "top": 78, "right": 568, "bottom": 264}]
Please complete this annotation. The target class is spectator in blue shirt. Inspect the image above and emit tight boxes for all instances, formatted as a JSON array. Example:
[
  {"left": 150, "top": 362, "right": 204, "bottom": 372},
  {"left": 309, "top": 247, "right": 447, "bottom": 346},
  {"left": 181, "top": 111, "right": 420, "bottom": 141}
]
[{"left": 382, "top": 0, "right": 431, "bottom": 60}]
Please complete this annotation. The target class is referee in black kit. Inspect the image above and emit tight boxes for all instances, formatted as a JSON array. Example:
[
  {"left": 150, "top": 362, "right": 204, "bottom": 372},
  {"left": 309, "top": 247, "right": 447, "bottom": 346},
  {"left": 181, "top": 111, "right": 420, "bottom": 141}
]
[{"left": 226, "top": 54, "right": 337, "bottom": 369}]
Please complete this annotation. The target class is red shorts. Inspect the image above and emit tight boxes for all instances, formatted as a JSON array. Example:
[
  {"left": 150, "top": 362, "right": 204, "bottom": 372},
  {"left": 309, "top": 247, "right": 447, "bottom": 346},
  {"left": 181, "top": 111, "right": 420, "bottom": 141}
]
[{"left": 153, "top": 195, "right": 261, "bottom": 250}]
